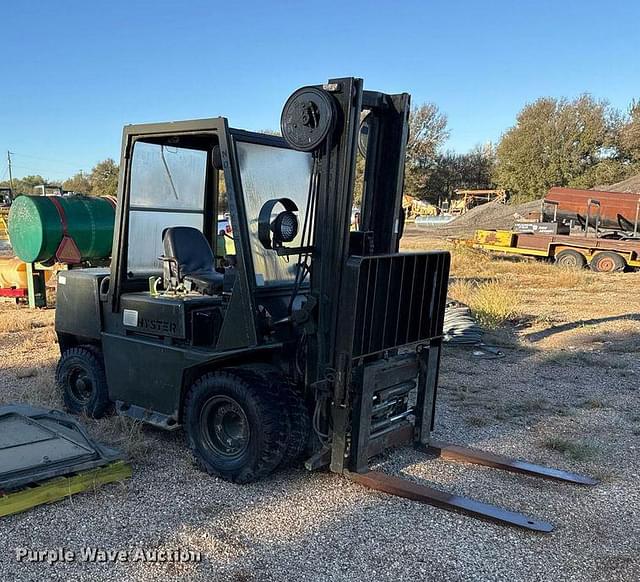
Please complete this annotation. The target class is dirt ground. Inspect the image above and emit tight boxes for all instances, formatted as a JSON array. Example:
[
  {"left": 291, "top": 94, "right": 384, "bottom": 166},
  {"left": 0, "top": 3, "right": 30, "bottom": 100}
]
[{"left": 0, "top": 230, "right": 639, "bottom": 581}]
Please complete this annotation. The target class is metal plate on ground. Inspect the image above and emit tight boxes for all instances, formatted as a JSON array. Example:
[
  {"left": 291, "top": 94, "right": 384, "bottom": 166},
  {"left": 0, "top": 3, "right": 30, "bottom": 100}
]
[{"left": 0, "top": 404, "right": 122, "bottom": 492}]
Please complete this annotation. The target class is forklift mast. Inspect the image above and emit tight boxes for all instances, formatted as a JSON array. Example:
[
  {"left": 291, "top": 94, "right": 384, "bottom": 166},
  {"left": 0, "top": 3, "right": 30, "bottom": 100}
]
[{"left": 276, "top": 79, "right": 450, "bottom": 474}]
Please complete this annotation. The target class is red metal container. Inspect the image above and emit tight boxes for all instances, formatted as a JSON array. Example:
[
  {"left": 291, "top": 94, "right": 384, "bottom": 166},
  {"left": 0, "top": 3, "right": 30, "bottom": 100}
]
[{"left": 545, "top": 187, "right": 640, "bottom": 232}]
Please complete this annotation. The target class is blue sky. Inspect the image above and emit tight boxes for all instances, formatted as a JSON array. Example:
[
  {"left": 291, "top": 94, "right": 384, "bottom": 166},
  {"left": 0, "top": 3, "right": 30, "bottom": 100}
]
[{"left": 1, "top": 0, "right": 638, "bottom": 180}]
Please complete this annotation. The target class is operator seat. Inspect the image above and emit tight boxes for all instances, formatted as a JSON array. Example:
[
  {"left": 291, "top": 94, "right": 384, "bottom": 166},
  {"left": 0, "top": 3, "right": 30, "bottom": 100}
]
[{"left": 162, "top": 227, "right": 224, "bottom": 295}]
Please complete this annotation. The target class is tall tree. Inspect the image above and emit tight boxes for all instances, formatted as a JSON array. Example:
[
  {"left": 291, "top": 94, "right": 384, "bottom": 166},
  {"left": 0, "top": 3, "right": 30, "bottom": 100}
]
[
  {"left": 89, "top": 159, "right": 119, "bottom": 197},
  {"left": 0, "top": 175, "right": 48, "bottom": 195},
  {"left": 404, "top": 103, "right": 449, "bottom": 198},
  {"left": 494, "top": 95, "right": 629, "bottom": 201},
  {"left": 421, "top": 144, "right": 496, "bottom": 203},
  {"left": 63, "top": 171, "right": 92, "bottom": 194},
  {"left": 620, "top": 100, "right": 640, "bottom": 162}
]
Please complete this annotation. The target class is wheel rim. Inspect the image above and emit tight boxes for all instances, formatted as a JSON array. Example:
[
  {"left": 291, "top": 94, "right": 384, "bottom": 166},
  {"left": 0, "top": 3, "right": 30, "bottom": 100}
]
[
  {"left": 69, "top": 368, "right": 94, "bottom": 403},
  {"left": 200, "top": 395, "right": 250, "bottom": 459},
  {"left": 596, "top": 256, "right": 615, "bottom": 272},
  {"left": 559, "top": 255, "right": 579, "bottom": 267}
]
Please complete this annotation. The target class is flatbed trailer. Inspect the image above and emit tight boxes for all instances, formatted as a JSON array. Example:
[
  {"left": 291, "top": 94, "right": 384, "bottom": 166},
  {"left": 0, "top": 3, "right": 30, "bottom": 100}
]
[{"left": 469, "top": 229, "right": 640, "bottom": 272}]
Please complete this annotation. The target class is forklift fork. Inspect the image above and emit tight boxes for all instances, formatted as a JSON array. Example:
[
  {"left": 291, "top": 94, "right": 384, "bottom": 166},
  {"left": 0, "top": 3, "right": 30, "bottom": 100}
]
[
  {"left": 348, "top": 441, "right": 597, "bottom": 532},
  {"left": 340, "top": 342, "right": 597, "bottom": 533}
]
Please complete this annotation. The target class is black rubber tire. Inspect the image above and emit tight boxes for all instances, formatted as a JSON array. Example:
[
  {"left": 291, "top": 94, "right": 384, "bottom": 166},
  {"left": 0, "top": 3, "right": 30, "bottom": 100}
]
[
  {"left": 555, "top": 249, "right": 587, "bottom": 269},
  {"left": 56, "top": 345, "right": 112, "bottom": 418},
  {"left": 243, "top": 364, "right": 311, "bottom": 468},
  {"left": 278, "top": 385, "right": 312, "bottom": 467},
  {"left": 184, "top": 368, "right": 288, "bottom": 483},
  {"left": 589, "top": 251, "right": 626, "bottom": 273}
]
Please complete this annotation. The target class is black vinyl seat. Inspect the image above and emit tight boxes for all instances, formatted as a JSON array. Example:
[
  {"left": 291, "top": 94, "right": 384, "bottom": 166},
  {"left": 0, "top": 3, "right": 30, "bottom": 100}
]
[{"left": 162, "top": 227, "right": 224, "bottom": 295}]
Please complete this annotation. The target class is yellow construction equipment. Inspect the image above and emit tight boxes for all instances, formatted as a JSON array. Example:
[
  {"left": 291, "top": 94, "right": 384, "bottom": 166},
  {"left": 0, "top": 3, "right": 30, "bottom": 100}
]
[
  {"left": 451, "top": 189, "right": 506, "bottom": 215},
  {"left": 402, "top": 195, "right": 439, "bottom": 220},
  {"left": 0, "top": 208, "right": 9, "bottom": 241}
]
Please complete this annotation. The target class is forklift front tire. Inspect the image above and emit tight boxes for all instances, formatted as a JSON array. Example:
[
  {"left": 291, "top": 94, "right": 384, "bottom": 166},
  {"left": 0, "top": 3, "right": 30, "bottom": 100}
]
[
  {"left": 56, "top": 346, "right": 112, "bottom": 419},
  {"left": 184, "top": 369, "right": 288, "bottom": 484}
]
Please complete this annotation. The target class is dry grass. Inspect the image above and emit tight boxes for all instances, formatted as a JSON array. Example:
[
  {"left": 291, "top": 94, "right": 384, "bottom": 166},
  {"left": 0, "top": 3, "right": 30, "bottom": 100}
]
[
  {"left": 405, "top": 234, "right": 597, "bottom": 289},
  {"left": 85, "top": 415, "right": 154, "bottom": 462},
  {"left": 0, "top": 311, "right": 33, "bottom": 332},
  {"left": 449, "top": 278, "right": 520, "bottom": 329},
  {"left": 0, "top": 306, "right": 54, "bottom": 333},
  {"left": 15, "top": 367, "right": 38, "bottom": 379}
]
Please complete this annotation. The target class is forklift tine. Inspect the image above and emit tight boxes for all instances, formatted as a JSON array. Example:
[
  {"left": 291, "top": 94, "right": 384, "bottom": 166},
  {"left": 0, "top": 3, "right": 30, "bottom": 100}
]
[
  {"left": 348, "top": 470, "right": 553, "bottom": 532},
  {"left": 427, "top": 441, "right": 598, "bottom": 486}
]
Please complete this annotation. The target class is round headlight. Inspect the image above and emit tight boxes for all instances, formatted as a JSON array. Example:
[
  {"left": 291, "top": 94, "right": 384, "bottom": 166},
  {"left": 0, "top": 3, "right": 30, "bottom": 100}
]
[{"left": 274, "top": 211, "right": 298, "bottom": 243}]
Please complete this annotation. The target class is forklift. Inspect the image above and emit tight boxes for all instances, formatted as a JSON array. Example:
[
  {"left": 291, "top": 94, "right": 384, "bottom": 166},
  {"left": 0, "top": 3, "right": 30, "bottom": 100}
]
[{"left": 55, "top": 77, "right": 595, "bottom": 532}]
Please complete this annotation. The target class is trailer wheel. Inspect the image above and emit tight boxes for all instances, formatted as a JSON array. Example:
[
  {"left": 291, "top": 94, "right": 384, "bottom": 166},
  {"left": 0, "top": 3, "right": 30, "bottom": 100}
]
[
  {"left": 184, "top": 369, "right": 288, "bottom": 483},
  {"left": 590, "top": 251, "right": 626, "bottom": 273},
  {"left": 56, "top": 346, "right": 112, "bottom": 418},
  {"left": 555, "top": 249, "right": 587, "bottom": 269}
]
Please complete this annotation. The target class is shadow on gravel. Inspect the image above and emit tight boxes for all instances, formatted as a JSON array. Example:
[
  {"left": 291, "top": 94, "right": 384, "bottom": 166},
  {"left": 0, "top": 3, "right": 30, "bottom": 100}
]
[{"left": 523, "top": 313, "right": 640, "bottom": 343}]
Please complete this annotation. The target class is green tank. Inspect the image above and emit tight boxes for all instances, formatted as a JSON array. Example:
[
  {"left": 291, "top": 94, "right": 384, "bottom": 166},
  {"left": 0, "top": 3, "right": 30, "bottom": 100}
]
[{"left": 8, "top": 195, "right": 115, "bottom": 263}]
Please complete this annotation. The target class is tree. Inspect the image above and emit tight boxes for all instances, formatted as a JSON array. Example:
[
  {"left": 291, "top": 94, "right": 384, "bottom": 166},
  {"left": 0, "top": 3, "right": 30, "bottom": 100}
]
[
  {"left": 0, "top": 175, "right": 48, "bottom": 195},
  {"left": 404, "top": 103, "right": 449, "bottom": 198},
  {"left": 494, "top": 95, "right": 629, "bottom": 201},
  {"left": 421, "top": 144, "right": 496, "bottom": 203},
  {"left": 63, "top": 171, "right": 92, "bottom": 194},
  {"left": 89, "top": 159, "right": 119, "bottom": 197},
  {"left": 620, "top": 100, "right": 640, "bottom": 162}
]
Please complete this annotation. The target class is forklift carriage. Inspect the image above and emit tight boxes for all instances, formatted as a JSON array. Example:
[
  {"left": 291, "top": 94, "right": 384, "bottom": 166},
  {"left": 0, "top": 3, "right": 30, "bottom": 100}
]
[{"left": 55, "top": 77, "right": 595, "bottom": 532}]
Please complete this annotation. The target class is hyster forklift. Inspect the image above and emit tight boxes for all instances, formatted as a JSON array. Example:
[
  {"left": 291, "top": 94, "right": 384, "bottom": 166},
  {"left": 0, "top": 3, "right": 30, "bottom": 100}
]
[{"left": 55, "top": 77, "right": 595, "bottom": 532}]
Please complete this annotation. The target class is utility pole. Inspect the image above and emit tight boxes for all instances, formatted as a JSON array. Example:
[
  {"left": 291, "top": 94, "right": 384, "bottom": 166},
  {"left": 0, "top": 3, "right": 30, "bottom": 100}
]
[{"left": 7, "top": 150, "right": 13, "bottom": 192}]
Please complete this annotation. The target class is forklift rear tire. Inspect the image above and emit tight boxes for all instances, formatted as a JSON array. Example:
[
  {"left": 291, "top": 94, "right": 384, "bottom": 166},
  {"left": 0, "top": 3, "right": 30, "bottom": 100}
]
[
  {"left": 589, "top": 251, "right": 626, "bottom": 273},
  {"left": 56, "top": 346, "right": 112, "bottom": 419},
  {"left": 184, "top": 369, "right": 288, "bottom": 483},
  {"left": 555, "top": 249, "right": 587, "bottom": 269}
]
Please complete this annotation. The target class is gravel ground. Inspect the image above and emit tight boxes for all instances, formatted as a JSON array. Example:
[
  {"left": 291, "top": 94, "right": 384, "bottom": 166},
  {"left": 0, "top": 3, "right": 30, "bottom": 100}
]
[{"left": 0, "top": 257, "right": 639, "bottom": 581}]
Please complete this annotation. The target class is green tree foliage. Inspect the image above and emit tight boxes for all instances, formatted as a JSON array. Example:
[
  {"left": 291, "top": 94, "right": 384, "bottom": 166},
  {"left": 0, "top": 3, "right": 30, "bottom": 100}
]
[
  {"left": 89, "top": 158, "right": 119, "bottom": 197},
  {"left": 404, "top": 103, "right": 449, "bottom": 198},
  {"left": 0, "top": 175, "right": 50, "bottom": 195},
  {"left": 422, "top": 145, "right": 496, "bottom": 203},
  {"left": 62, "top": 171, "right": 92, "bottom": 194},
  {"left": 494, "top": 95, "right": 635, "bottom": 201},
  {"left": 620, "top": 100, "right": 640, "bottom": 162}
]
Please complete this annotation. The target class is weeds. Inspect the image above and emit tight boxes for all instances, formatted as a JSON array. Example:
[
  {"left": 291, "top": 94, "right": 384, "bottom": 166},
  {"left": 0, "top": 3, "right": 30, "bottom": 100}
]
[
  {"left": 465, "top": 415, "right": 490, "bottom": 427},
  {"left": 543, "top": 437, "right": 598, "bottom": 461},
  {"left": 580, "top": 397, "right": 607, "bottom": 409},
  {"left": 449, "top": 279, "right": 520, "bottom": 329},
  {"left": 87, "top": 416, "right": 153, "bottom": 462},
  {"left": 15, "top": 367, "right": 38, "bottom": 379}
]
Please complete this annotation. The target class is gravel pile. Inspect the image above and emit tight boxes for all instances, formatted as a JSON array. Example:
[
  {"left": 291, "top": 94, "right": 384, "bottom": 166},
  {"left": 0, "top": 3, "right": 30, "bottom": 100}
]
[
  {"left": 596, "top": 173, "right": 640, "bottom": 194},
  {"left": 416, "top": 199, "right": 542, "bottom": 237},
  {"left": 0, "top": 304, "right": 638, "bottom": 581}
]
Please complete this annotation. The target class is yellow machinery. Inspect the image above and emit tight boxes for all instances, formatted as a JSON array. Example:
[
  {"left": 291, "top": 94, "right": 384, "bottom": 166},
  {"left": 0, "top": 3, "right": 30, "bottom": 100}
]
[
  {"left": 0, "top": 208, "right": 9, "bottom": 241},
  {"left": 451, "top": 189, "right": 506, "bottom": 215},
  {"left": 402, "top": 195, "right": 439, "bottom": 220},
  {"left": 0, "top": 257, "right": 55, "bottom": 305}
]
